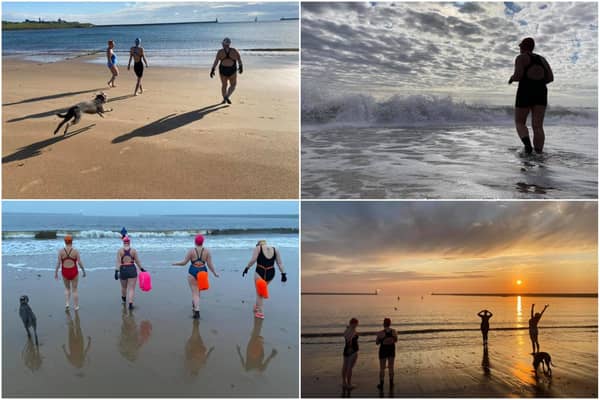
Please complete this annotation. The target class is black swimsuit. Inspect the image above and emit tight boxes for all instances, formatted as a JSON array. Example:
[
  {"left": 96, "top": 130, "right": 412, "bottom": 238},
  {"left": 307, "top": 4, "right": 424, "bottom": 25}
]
[
  {"left": 219, "top": 48, "right": 237, "bottom": 77},
  {"left": 378, "top": 329, "right": 396, "bottom": 359},
  {"left": 516, "top": 53, "right": 548, "bottom": 108},
  {"left": 343, "top": 333, "right": 359, "bottom": 357},
  {"left": 132, "top": 47, "right": 144, "bottom": 78},
  {"left": 256, "top": 246, "right": 276, "bottom": 282}
]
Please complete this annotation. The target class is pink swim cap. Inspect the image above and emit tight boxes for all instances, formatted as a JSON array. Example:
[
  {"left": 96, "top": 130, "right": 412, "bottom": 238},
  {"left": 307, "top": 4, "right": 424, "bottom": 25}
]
[
  {"left": 195, "top": 234, "right": 204, "bottom": 246},
  {"left": 123, "top": 235, "right": 131, "bottom": 243}
]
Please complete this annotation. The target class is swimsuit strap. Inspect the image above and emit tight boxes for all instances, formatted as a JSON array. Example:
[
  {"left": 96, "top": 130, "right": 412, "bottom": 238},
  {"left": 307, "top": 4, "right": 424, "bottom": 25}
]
[
  {"left": 121, "top": 248, "right": 134, "bottom": 264},
  {"left": 194, "top": 247, "right": 204, "bottom": 263}
]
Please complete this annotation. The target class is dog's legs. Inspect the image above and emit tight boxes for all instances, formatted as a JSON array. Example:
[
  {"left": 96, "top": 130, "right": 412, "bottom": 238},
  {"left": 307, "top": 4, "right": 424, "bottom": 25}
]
[{"left": 54, "top": 119, "right": 68, "bottom": 135}]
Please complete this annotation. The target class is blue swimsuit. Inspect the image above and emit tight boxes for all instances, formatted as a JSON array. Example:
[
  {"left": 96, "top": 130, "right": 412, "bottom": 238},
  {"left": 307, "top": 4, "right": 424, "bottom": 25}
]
[
  {"left": 188, "top": 248, "right": 207, "bottom": 279},
  {"left": 107, "top": 52, "right": 117, "bottom": 68}
]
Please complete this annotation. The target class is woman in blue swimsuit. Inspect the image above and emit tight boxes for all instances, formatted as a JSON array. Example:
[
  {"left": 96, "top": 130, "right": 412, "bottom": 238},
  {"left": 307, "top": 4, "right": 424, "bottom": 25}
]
[
  {"left": 106, "top": 40, "right": 119, "bottom": 88},
  {"left": 172, "top": 234, "right": 220, "bottom": 319}
]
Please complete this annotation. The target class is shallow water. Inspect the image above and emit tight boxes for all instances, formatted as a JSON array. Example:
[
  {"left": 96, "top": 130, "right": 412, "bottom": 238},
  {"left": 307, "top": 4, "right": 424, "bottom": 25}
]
[{"left": 301, "top": 125, "right": 598, "bottom": 199}]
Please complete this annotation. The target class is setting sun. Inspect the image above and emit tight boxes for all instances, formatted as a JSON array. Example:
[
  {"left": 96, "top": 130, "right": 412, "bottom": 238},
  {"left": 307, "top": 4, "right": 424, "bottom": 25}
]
[{"left": 516, "top": 279, "right": 523, "bottom": 286}]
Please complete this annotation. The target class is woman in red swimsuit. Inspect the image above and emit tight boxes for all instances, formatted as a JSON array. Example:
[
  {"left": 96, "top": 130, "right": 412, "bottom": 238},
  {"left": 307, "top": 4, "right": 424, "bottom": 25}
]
[{"left": 54, "top": 234, "right": 86, "bottom": 310}]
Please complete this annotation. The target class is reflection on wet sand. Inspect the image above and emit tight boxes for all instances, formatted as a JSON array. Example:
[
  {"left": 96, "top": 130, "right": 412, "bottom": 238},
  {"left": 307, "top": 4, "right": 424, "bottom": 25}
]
[
  {"left": 237, "top": 317, "right": 278, "bottom": 372},
  {"left": 185, "top": 319, "right": 214, "bottom": 376},
  {"left": 482, "top": 345, "right": 491, "bottom": 377},
  {"left": 118, "top": 308, "right": 152, "bottom": 362},
  {"left": 63, "top": 311, "right": 91, "bottom": 369},
  {"left": 22, "top": 337, "right": 42, "bottom": 372}
]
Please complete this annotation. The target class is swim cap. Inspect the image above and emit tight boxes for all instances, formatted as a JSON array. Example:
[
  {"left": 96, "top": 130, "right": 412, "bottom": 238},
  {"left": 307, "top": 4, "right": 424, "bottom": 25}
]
[
  {"left": 349, "top": 318, "right": 359, "bottom": 326},
  {"left": 64, "top": 234, "right": 73, "bottom": 244},
  {"left": 222, "top": 37, "right": 231, "bottom": 45},
  {"left": 383, "top": 318, "right": 391, "bottom": 327},
  {"left": 519, "top": 37, "right": 535, "bottom": 51},
  {"left": 195, "top": 234, "right": 204, "bottom": 246},
  {"left": 123, "top": 235, "right": 131, "bottom": 244},
  {"left": 135, "top": 38, "right": 141, "bottom": 46},
  {"left": 256, "top": 240, "right": 267, "bottom": 246}
]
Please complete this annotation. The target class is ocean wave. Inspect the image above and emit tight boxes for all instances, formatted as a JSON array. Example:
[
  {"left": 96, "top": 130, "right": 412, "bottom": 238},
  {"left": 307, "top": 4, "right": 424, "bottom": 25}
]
[
  {"left": 2, "top": 228, "right": 298, "bottom": 240},
  {"left": 301, "top": 91, "right": 598, "bottom": 128}
]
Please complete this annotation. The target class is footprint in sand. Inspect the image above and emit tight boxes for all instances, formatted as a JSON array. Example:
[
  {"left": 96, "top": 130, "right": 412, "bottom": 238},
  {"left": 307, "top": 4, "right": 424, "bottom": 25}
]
[
  {"left": 119, "top": 146, "right": 131, "bottom": 155},
  {"left": 80, "top": 166, "right": 101, "bottom": 174},
  {"left": 19, "top": 179, "right": 42, "bottom": 193}
]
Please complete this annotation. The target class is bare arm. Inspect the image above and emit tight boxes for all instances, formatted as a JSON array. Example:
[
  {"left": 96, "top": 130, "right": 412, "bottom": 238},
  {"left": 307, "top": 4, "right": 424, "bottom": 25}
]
[
  {"left": 127, "top": 50, "right": 133, "bottom": 69},
  {"left": 173, "top": 250, "right": 193, "bottom": 266},
  {"left": 132, "top": 249, "right": 144, "bottom": 270},
  {"left": 76, "top": 251, "right": 86, "bottom": 277},
  {"left": 531, "top": 304, "right": 535, "bottom": 318},
  {"left": 274, "top": 248, "right": 285, "bottom": 273},
  {"left": 236, "top": 49, "right": 243, "bottom": 72},
  {"left": 55, "top": 252, "right": 61, "bottom": 278},
  {"left": 245, "top": 247, "right": 260, "bottom": 270},
  {"left": 205, "top": 249, "right": 219, "bottom": 277},
  {"left": 488, "top": 311, "right": 493, "bottom": 318},
  {"left": 542, "top": 57, "right": 553, "bottom": 83},
  {"left": 477, "top": 310, "right": 485, "bottom": 317},
  {"left": 211, "top": 51, "right": 221, "bottom": 70},
  {"left": 142, "top": 52, "right": 148, "bottom": 67},
  {"left": 509, "top": 55, "right": 526, "bottom": 83},
  {"left": 539, "top": 304, "right": 549, "bottom": 318},
  {"left": 116, "top": 250, "right": 121, "bottom": 270}
]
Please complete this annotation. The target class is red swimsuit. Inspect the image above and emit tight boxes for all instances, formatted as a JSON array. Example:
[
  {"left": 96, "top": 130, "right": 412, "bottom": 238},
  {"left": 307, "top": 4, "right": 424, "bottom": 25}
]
[{"left": 61, "top": 247, "right": 78, "bottom": 280}]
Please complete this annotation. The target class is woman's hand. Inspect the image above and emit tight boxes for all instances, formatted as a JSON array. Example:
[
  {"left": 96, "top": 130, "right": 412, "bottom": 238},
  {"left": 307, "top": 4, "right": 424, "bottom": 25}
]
[
  {"left": 242, "top": 267, "right": 249, "bottom": 277},
  {"left": 55, "top": 272, "right": 59, "bottom": 281},
  {"left": 213, "top": 272, "right": 220, "bottom": 278}
]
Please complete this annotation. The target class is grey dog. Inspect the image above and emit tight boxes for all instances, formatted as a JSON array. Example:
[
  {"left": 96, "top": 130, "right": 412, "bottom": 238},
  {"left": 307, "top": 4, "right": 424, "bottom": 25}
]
[
  {"left": 19, "top": 295, "right": 38, "bottom": 346},
  {"left": 54, "top": 92, "right": 112, "bottom": 135}
]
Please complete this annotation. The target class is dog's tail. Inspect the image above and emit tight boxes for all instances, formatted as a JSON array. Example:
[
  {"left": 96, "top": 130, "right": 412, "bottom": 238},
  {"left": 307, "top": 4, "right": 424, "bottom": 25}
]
[{"left": 56, "top": 112, "right": 68, "bottom": 118}]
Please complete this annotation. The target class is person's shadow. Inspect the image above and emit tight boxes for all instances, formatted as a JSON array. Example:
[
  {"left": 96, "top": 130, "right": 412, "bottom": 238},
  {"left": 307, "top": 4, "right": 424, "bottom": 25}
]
[
  {"left": 482, "top": 344, "right": 491, "bottom": 377},
  {"left": 184, "top": 319, "right": 214, "bottom": 377},
  {"left": 2, "top": 124, "right": 95, "bottom": 164},
  {"left": 118, "top": 308, "right": 152, "bottom": 363},
  {"left": 111, "top": 104, "right": 228, "bottom": 143},
  {"left": 3, "top": 88, "right": 105, "bottom": 106},
  {"left": 236, "top": 316, "right": 278, "bottom": 372},
  {"left": 62, "top": 310, "right": 91, "bottom": 369},
  {"left": 22, "top": 337, "right": 42, "bottom": 372}
]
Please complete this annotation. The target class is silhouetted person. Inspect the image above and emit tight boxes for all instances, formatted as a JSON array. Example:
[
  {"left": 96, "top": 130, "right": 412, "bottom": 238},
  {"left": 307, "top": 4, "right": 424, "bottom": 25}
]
[
  {"left": 529, "top": 303, "right": 549, "bottom": 353},
  {"left": 509, "top": 37, "right": 554, "bottom": 154},
  {"left": 477, "top": 309, "right": 493, "bottom": 346},
  {"left": 376, "top": 318, "right": 398, "bottom": 391},
  {"left": 342, "top": 318, "right": 359, "bottom": 392},
  {"left": 62, "top": 311, "right": 91, "bottom": 368},
  {"left": 237, "top": 316, "right": 277, "bottom": 372}
]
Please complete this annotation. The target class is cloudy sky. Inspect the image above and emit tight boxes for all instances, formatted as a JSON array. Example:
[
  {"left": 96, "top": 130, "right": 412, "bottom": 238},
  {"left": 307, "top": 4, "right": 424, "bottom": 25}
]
[
  {"left": 302, "top": 2, "right": 598, "bottom": 107},
  {"left": 2, "top": 2, "right": 298, "bottom": 24},
  {"left": 302, "top": 201, "right": 597, "bottom": 294}
]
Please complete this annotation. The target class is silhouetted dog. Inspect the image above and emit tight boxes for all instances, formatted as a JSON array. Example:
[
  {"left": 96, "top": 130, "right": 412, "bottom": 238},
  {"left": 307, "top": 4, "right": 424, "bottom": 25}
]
[
  {"left": 54, "top": 92, "right": 112, "bottom": 135},
  {"left": 19, "top": 295, "right": 38, "bottom": 346},
  {"left": 532, "top": 352, "right": 553, "bottom": 377}
]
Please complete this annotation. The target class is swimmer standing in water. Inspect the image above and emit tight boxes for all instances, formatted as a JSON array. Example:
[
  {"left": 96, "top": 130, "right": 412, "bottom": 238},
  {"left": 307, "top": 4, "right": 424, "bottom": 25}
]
[
  {"left": 509, "top": 37, "right": 554, "bottom": 154},
  {"left": 127, "top": 38, "right": 149, "bottom": 96},
  {"left": 54, "top": 234, "right": 86, "bottom": 310},
  {"left": 210, "top": 37, "right": 243, "bottom": 104}
]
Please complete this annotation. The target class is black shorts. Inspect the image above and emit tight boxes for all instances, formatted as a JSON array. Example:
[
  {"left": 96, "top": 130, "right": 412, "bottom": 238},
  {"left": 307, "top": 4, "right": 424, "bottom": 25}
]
[
  {"left": 134, "top": 61, "right": 144, "bottom": 78},
  {"left": 219, "top": 64, "right": 237, "bottom": 77},
  {"left": 120, "top": 265, "right": 137, "bottom": 280},
  {"left": 379, "top": 345, "right": 395, "bottom": 360},
  {"left": 516, "top": 82, "right": 547, "bottom": 108}
]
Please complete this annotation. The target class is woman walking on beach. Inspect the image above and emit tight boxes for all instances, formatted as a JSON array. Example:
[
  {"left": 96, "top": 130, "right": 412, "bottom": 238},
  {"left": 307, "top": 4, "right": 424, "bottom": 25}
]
[
  {"left": 115, "top": 236, "right": 146, "bottom": 310},
  {"left": 172, "top": 234, "right": 220, "bottom": 319},
  {"left": 477, "top": 309, "right": 493, "bottom": 346},
  {"left": 508, "top": 37, "right": 554, "bottom": 154},
  {"left": 529, "top": 303, "right": 549, "bottom": 353},
  {"left": 210, "top": 37, "right": 243, "bottom": 104},
  {"left": 342, "top": 318, "right": 359, "bottom": 391},
  {"left": 106, "top": 40, "right": 119, "bottom": 88},
  {"left": 242, "top": 240, "right": 287, "bottom": 319},
  {"left": 55, "top": 234, "right": 86, "bottom": 310},
  {"left": 127, "top": 38, "right": 148, "bottom": 96},
  {"left": 376, "top": 318, "right": 398, "bottom": 390}
]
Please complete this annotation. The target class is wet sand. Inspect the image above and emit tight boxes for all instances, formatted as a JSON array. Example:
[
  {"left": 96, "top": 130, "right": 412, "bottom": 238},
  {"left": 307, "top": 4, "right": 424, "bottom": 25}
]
[
  {"left": 3, "top": 249, "right": 299, "bottom": 397},
  {"left": 301, "top": 329, "right": 597, "bottom": 397},
  {"left": 2, "top": 58, "right": 299, "bottom": 198}
]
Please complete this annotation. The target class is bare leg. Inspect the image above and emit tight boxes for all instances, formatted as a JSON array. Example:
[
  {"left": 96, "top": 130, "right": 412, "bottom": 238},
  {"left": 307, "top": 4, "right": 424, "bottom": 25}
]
[
  {"left": 219, "top": 74, "right": 228, "bottom": 101},
  {"left": 120, "top": 278, "right": 127, "bottom": 300},
  {"left": 225, "top": 75, "right": 237, "bottom": 99},
  {"left": 348, "top": 353, "right": 358, "bottom": 388},
  {"left": 515, "top": 107, "right": 532, "bottom": 153},
  {"left": 378, "top": 358, "right": 385, "bottom": 387},
  {"left": 388, "top": 357, "right": 394, "bottom": 384},
  {"left": 187, "top": 275, "right": 200, "bottom": 311},
  {"left": 127, "top": 277, "right": 136, "bottom": 305},
  {"left": 63, "top": 278, "right": 72, "bottom": 308},
  {"left": 255, "top": 275, "right": 265, "bottom": 312},
  {"left": 71, "top": 276, "right": 79, "bottom": 309},
  {"left": 531, "top": 105, "right": 546, "bottom": 153}
]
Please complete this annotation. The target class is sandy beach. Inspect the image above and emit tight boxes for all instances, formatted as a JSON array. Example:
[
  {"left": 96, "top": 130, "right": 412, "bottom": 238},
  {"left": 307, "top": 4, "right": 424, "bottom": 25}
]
[
  {"left": 2, "top": 57, "right": 299, "bottom": 198},
  {"left": 3, "top": 248, "right": 299, "bottom": 397},
  {"left": 301, "top": 327, "right": 597, "bottom": 397}
]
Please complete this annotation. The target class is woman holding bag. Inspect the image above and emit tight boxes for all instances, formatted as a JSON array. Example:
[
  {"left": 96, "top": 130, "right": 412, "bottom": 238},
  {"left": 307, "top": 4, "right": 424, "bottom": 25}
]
[
  {"left": 172, "top": 234, "right": 220, "bottom": 319},
  {"left": 242, "top": 240, "right": 287, "bottom": 319}
]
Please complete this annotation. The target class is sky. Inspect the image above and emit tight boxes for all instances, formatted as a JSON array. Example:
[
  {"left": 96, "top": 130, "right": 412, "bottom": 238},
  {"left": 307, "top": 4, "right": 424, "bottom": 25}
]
[
  {"left": 302, "top": 2, "right": 598, "bottom": 107},
  {"left": 2, "top": 201, "right": 298, "bottom": 216},
  {"left": 2, "top": 2, "right": 299, "bottom": 24},
  {"left": 302, "top": 201, "right": 598, "bottom": 295}
]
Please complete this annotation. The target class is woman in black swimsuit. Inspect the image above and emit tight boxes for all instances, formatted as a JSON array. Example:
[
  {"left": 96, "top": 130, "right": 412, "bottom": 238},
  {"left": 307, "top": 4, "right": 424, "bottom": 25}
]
[
  {"left": 376, "top": 318, "right": 397, "bottom": 390},
  {"left": 127, "top": 37, "right": 149, "bottom": 96},
  {"left": 509, "top": 37, "right": 554, "bottom": 154},
  {"left": 477, "top": 309, "right": 493, "bottom": 346},
  {"left": 529, "top": 303, "right": 549, "bottom": 353},
  {"left": 210, "top": 37, "right": 243, "bottom": 104},
  {"left": 342, "top": 318, "right": 359, "bottom": 391},
  {"left": 242, "top": 240, "right": 287, "bottom": 319}
]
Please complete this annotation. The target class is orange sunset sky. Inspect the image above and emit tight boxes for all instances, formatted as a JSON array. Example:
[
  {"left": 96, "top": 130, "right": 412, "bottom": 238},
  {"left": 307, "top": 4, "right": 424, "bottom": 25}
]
[{"left": 301, "top": 202, "right": 597, "bottom": 295}]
